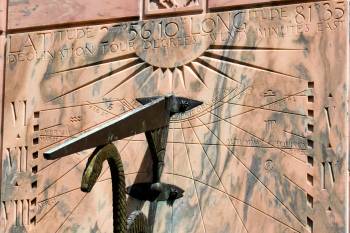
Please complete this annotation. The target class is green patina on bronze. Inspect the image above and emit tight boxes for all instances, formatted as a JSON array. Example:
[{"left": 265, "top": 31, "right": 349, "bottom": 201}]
[{"left": 81, "top": 143, "right": 149, "bottom": 233}]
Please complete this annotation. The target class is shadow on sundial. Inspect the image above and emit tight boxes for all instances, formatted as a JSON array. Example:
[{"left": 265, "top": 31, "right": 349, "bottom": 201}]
[{"left": 43, "top": 95, "right": 202, "bottom": 232}]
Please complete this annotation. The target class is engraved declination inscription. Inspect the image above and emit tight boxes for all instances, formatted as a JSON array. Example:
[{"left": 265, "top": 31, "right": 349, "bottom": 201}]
[{"left": 6, "top": 2, "right": 346, "bottom": 68}]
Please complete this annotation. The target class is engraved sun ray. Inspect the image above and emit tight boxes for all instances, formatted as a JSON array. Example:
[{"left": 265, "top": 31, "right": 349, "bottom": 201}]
[
  {"left": 184, "top": 63, "right": 208, "bottom": 89},
  {"left": 48, "top": 53, "right": 138, "bottom": 75},
  {"left": 103, "top": 63, "right": 151, "bottom": 96},
  {"left": 136, "top": 67, "right": 161, "bottom": 92},
  {"left": 177, "top": 67, "right": 186, "bottom": 89},
  {"left": 194, "top": 57, "right": 241, "bottom": 83},
  {"left": 47, "top": 58, "right": 144, "bottom": 103},
  {"left": 208, "top": 45, "right": 307, "bottom": 51},
  {"left": 202, "top": 51, "right": 302, "bottom": 80}
]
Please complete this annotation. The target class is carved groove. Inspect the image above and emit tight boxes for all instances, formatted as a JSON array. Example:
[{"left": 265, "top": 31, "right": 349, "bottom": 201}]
[
  {"left": 306, "top": 81, "right": 314, "bottom": 231},
  {"left": 307, "top": 217, "right": 313, "bottom": 233},
  {"left": 307, "top": 194, "right": 313, "bottom": 208},
  {"left": 325, "top": 107, "right": 332, "bottom": 128},
  {"left": 307, "top": 174, "right": 313, "bottom": 186},
  {"left": 328, "top": 162, "right": 335, "bottom": 184},
  {"left": 321, "top": 162, "right": 326, "bottom": 189}
]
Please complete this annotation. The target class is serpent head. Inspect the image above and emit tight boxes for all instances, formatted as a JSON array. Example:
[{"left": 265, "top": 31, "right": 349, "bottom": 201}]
[
  {"left": 81, "top": 145, "right": 106, "bottom": 192},
  {"left": 167, "top": 186, "right": 184, "bottom": 205}
]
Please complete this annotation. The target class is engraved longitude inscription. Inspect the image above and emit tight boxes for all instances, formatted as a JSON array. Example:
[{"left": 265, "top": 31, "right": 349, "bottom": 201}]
[{"left": 1, "top": 1, "right": 348, "bottom": 233}]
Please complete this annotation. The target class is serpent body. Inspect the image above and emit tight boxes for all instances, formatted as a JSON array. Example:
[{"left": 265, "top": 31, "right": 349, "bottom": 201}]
[{"left": 81, "top": 144, "right": 149, "bottom": 233}]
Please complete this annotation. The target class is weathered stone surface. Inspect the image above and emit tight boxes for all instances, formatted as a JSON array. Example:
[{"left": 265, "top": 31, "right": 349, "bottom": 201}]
[
  {"left": 8, "top": 0, "right": 139, "bottom": 30},
  {"left": 1, "top": 1, "right": 348, "bottom": 233},
  {"left": 208, "top": 0, "right": 286, "bottom": 9},
  {"left": 0, "top": 0, "right": 7, "bottom": 34}
]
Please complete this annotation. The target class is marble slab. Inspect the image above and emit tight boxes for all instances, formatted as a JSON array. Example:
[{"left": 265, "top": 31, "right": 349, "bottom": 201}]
[
  {"left": 1, "top": 1, "right": 348, "bottom": 233},
  {"left": 8, "top": 0, "right": 140, "bottom": 30}
]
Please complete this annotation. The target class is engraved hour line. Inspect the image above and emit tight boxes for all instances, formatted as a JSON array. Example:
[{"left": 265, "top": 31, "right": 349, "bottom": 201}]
[
  {"left": 37, "top": 154, "right": 90, "bottom": 195},
  {"left": 38, "top": 123, "right": 61, "bottom": 131},
  {"left": 103, "top": 63, "right": 151, "bottom": 96},
  {"left": 180, "top": 124, "right": 207, "bottom": 233},
  {"left": 98, "top": 203, "right": 114, "bottom": 233},
  {"left": 283, "top": 174, "right": 306, "bottom": 193},
  {"left": 38, "top": 99, "right": 136, "bottom": 151},
  {"left": 119, "top": 138, "right": 303, "bottom": 150},
  {"left": 177, "top": 88, "right": 307, "bottom": 129},
  {"left": 187, "top": 120, "right": 249, "bottom": 233},
  {"left": 210, "top": 112, "right": 307, "bottom": 163},
  {"left": 202, "top": 52, "right": 302, "bottom": 80},
  {"left": 47, "top": 53, "right": 138, "bottom": 75},
  {"left": 212, "top": 88, "right": 305, "bottom": 119},
  {"left": 39, "top": 135, "right": 67, "bottom": 138},
  {"left": 194, "top": 58, "right": 241, "bottom": 83},
  {"left": 135, "top": 67, "right": 160, "bottom": 93},
  {"left": 37, "top": 172, "right": 145, "bottom": 204},
  {"left": 172, "top": 84, "right": 250, "bottom": 123},
  {"left": 225, "top": 102, "right": 307, "bottom": 117},
  {"left": 39, "top": 111, "right": 124, "bottom": 151},
  {"left": 195, "top": 116, "right": 306, "bottom": 228},
  {"left": 53, "top": 138, "right": 135, "bottom": 233},
  {"left": 166, "top": 172, "right": 303, "bottom": 233},
  {"left": 283, "top": 130, "right": 307, "bottom": 139},
  {"left": 54, "top": 189, "right": 88, "bottom": 233},
  {"left": 96, "top": 135, "right": 136, "bottom": 181},
  {"left": 37, "top": 139, "right": 135, "bottom": 203},
  {"left": 208, "top": 45, "right": 307, "bottom": 51},
  {"left": 86, "top": 101, "right": 118, "bottom": 117},
  {"left": 36, "top": 201, "right": 59, "bottom": 224},
  {"left": 47, "top": 58, "right": 145, "bottom": 103},
  {"left": 37, "top": 151, "right": 75, "bottom": 172},
  {"left": 217, "top": 89, "right": 308, "bottom": 119},
  {"left": 39, "top": 98, "right": 124, "bottom": 112},
  {"left": 39, "top": 103, "right": 128, "bottom": 138}
]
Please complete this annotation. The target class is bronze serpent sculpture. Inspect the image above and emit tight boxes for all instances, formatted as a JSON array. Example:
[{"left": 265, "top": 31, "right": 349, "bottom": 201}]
[
  {"left": 43, "top": 95, "right": 202, "bottom": 232},
  {"left": 81, "top": 143, "right": 149, "bottom": 233}
]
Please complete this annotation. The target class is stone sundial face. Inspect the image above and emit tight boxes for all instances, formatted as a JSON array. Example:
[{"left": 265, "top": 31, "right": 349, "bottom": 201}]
[{"left": 1, "top": 1, "right": 347, "bottom": 233}]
